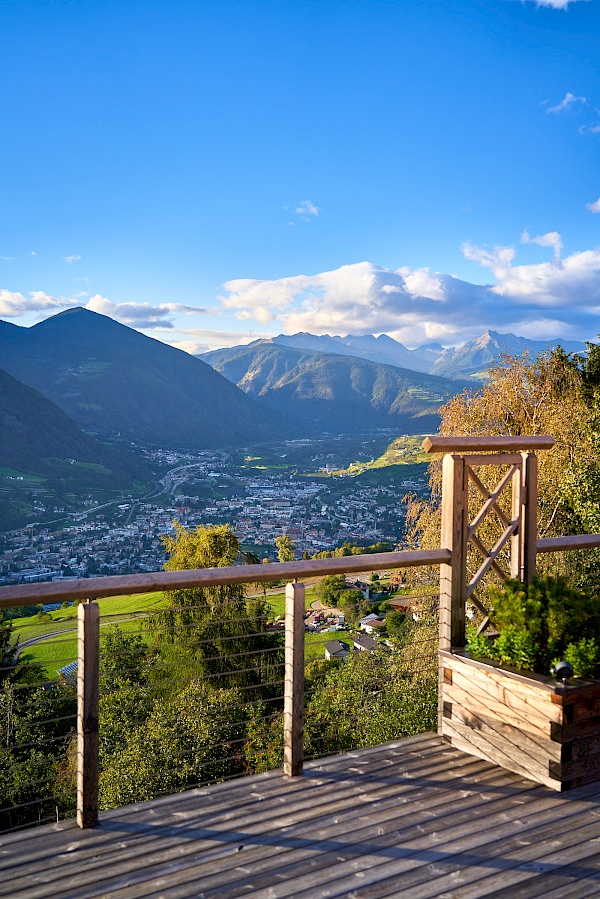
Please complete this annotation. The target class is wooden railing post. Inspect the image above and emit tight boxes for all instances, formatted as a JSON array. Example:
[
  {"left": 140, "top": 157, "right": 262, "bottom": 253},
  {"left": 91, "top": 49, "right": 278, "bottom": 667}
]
[
  {"left": 284, "top": 581, "right": 305, "bottom": 777},
  {"left": 522, "top": 451, "right": 538, "bottom": 584},
  {"left": 77, "top": 600, "right": 100, "bottom": 828},
  {"left": 439, "top": 454, "right": 467, "bottom": 733}
]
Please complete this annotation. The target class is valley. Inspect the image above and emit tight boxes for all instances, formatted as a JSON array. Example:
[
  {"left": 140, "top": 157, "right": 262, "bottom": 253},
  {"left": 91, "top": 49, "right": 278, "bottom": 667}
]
[{"left": 0, "top": 432, "right": 429, "bottom": 587}]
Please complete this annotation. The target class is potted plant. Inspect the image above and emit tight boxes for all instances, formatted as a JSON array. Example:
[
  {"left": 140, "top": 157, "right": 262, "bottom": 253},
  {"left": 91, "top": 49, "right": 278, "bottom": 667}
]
[{"left": 440, "top": 575, "right": 600, "bottom": 791}]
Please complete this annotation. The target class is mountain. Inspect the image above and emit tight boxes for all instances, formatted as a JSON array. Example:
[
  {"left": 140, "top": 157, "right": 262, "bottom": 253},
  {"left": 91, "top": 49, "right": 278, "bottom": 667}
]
[
  {"left": 430, "top": 330, "right": 588, "bottom": 380},
  {"left": 0, "top": 308, "right": 290, "bottom": 449},
  {"left": 243, "top": 330, "right": 589, "bottom": 381},
  {"left": 202, "top": 343, "right": 465, "bottom": 433},
  {"left": 269, "top": 332, "right": 435, "bottom": 371},
  {"left": 0, "top": 366, "right": 148, "bottom": 482},
  {"left": 0, "top": 367, "right": 153, "bottom": 529}
]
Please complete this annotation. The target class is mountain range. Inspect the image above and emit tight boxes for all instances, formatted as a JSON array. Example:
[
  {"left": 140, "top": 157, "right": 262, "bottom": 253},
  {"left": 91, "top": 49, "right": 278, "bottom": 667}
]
[
  {"left": 251, "top": 330, "right": 588, "bottom": 381},
  {"left": 202, "top": 343, "right": 465, "bottom": 434},
  {"left": 0, "top": 308, "right": 289, "bottom": 450}
]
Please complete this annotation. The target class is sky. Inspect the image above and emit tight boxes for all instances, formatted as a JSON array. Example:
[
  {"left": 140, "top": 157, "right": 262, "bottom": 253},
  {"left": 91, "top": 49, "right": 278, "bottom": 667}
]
[{"left": 1, "top": 0, "right": 600, "bottom": 352}]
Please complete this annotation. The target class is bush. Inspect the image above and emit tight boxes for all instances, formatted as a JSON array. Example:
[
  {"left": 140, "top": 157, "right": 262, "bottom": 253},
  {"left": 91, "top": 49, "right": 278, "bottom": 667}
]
[{"left": 466, "top": 575, "right": 600, "bottom": 678}]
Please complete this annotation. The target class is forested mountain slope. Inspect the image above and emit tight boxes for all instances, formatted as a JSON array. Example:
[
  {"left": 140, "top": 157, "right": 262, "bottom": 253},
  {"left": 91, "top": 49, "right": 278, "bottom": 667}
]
[{"left": 0, "top": 309, "right": 288, "bottom": 449}]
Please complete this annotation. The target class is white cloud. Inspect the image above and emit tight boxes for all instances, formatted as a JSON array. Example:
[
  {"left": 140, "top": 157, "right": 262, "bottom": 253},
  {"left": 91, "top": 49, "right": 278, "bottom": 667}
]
[
  {"left": 587, "top": 198, "right": 600, "bottom": 213},
  {"left": 84, "top": 296, "right": 203, "bottom": 329},
  {"left": 533, "top": 0, "right": 586, "bottom": 7},
  {"left": 0, "top": 289, "right": 205, "bottom": 330},
  {"left": 0, "top": 289, "right": 69, "bottom": 317},
  {"left": 547, "top": 92, "right": 586, "bottom": 113},
  {"left": 396, "top": 266, "right": 446, "bottom": 301},
  {"left": 63, "top": 255, "right": 81, "bottom": 264},
  {"left": 151, "top": 326, "right": 270, "bottom": 353},
  {"left": 521, "top": 229, "right": 563, "bottom": 260},
  {"left": 295, "top": 199, "right": 319, "bottom": 218},
  {"left": 0, "top": 256, "right": 13, "bottom": 262},
  {"left": 217, "top": 239, "right": 600, "bottom": 346}
]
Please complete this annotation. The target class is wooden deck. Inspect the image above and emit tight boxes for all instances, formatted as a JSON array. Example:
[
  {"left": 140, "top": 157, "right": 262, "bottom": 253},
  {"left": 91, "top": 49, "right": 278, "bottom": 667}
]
[{"left": 3, "top": 733, "right": 600, "bottom": 898}]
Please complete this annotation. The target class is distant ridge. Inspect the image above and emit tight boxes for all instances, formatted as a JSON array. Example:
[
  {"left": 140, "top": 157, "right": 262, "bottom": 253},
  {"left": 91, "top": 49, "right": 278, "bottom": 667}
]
[
  {"left": 429, "top": 330, "right": 588, "bottom": 380},
  {"left": 236, "top": 329, "right": 588, "bottom": 380},
  {"left": 0, "top": 308, "right": 293, "bottom": 449},
  {"left": 202, "top": 342, "right": 466, "bottom": 434}
]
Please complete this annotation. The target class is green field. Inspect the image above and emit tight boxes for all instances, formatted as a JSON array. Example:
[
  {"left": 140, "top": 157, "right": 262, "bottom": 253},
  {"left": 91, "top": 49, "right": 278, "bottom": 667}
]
[
  {"left": 305, "top": 629, "right": 355, "bottom": 663},
  {"left": 18, "top": 585, "right": 320, "bottom": 678}
]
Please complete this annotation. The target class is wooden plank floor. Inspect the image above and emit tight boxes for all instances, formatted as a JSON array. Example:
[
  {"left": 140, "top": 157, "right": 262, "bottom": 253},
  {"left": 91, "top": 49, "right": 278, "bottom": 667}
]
[{"left": 3, "top": 733, "right": 600, "bottom": 898}]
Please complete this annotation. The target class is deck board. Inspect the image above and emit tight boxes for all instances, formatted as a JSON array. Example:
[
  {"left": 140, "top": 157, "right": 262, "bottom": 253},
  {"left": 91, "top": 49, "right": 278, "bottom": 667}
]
[{"left": 3, "top": 733, "right": 600, "bottom": 898}]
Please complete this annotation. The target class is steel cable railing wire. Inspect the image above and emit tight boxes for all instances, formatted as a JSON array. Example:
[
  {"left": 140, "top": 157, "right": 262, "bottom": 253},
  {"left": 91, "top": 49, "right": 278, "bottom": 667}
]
[{"left": 0, "top": 568, "right": 440, "bottom": 833}]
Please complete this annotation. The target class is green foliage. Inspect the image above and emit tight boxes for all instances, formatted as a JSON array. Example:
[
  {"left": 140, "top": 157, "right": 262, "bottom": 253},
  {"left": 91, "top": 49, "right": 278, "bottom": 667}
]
[
  {"left": 466, "top": 575, "right": 600, "bottom": 677},
  {"left": 149, "top": 523, "right": 283, "bottom": 694},
  {"left": 315, "top": 574, "right": 347, "bottom": 605},
  {"left": 385, "top": 611, "right": 407, "bottom": 638},
  {"left": 274, "top": 535, "right": 295, "bottom": 562},
  {"left": 99, "top": 682, "right": 245, "bottom": 809},
  {"left": 0, "top": 680, "right": 76, "bottom": 829}
]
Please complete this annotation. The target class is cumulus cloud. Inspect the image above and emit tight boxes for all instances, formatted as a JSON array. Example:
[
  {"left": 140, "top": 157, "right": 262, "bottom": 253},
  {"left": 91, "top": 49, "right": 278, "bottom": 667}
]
[
  {"left": 63, "top": 255, "right": 81, "bottom": 264},
  {"left": 217, "top": 238, "right": 600, "bottom": 346},
  {"left": 295, "top": 199, "right": 319, "bottom": 219},
  {"left": 521, "top": 229, "right": 563, "bottom": 260},
  {"left": 0, "top": 288, "right": 204, "bottom": 330},
  {"left": 547, "top": 92, "right": 587, "bottom": 113},
  {"left": 587, "top": 198, "right": 600, "bottom": 213},
  {"left": 84, "top": 296, "right": 203, "bottom": 329},
  {"left": 0, "top": 289, "right": 70, "bottom": 318}
]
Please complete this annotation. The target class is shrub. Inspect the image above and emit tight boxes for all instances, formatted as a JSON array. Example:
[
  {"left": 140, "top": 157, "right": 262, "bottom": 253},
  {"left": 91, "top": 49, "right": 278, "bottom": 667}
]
[{"left": 466, "top": 575, "right": 600, "bottom": 678}]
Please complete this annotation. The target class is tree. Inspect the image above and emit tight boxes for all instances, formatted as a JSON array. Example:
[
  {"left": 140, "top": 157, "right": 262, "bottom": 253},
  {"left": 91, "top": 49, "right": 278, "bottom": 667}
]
[
  {"left": 148, "top": 523, "right": 283, "bottom": 694},
  {"left": 406, "top": 350, "right": 600, "bottom": 592},
  {"left": 315, "top": 574, "right": 347, "bottom": 606},
  {"left": 274, "top": 535, "right": 295, "bottom": 562}
]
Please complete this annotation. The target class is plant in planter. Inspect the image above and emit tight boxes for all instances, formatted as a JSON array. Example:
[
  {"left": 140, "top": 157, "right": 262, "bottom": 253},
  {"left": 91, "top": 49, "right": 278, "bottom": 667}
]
[
  {"left": 441, "top": 575, "right": 600, "bottom": 791},
  {"left": 466, "top": 575, "right": 600, "bottom": 679}
]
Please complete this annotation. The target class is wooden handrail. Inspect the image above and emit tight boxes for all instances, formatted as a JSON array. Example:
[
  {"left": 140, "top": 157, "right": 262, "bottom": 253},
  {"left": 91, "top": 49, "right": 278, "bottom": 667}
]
[
  {"left": 423, "top": 435, "right": 556, "bottom": 453},
  {"left": 0, "top": 549, "right": 451, "bottom": 609},
  {"left": 537, "top": 534, "right": 600, "bottom": 553}
]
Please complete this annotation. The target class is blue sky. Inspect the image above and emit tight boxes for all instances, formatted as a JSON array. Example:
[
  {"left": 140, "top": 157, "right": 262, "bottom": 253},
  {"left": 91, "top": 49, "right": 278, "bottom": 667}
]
[{"left": 1, "top": 0, "right": 600, "bottom": 350}]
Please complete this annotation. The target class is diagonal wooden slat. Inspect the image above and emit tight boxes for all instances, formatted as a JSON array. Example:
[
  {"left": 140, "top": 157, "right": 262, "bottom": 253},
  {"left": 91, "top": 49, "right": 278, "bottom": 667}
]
[
  {"left": 468, "top": 468, "right": 512, "bottom": 530},
  {"left": 469, "top": 532, "right": 509, "bottom": 581},
  {"left": 467, "top": 518, "right": 519, "bottom": 598},
  {"left": 468, "top": 465, "right": 518, "bottom": 539}
]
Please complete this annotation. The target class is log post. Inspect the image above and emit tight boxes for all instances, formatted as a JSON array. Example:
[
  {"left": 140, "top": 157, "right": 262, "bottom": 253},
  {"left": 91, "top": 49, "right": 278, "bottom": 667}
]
[
  {"left": 439, "top": 454, "right": 467, "bottom": 733},
  {"left": 77, "top": 600, "right": 100, "bottom": 828},
  {"left": 522, "top": 451, "right": 538, "bottom": 584},
  {"left": 284, "top": 581, "right": 305, "bottom": 777},
  {"left": 510, "top": 463, "right": 523, "bottom": 579}
]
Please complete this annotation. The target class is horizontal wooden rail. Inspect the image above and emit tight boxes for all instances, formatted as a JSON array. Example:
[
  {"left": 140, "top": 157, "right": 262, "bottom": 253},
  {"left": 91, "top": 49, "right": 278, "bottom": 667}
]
[
  {"left": 0, "top": 548, "right": 451, "bottom": 609},
  {"left": 537, "top": 534, "right": 600, "bottom": 553},
  {"left": 423, "top": 435, "right": 556, "bottom": 454}
]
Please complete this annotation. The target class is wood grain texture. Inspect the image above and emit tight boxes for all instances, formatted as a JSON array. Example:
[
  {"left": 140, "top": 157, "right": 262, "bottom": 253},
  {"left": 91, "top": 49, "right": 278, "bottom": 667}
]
[
  {"left": 284, "top": 581, "right": 304, "bottom": 777},
  {"left": 77, "top": 601, "right": 100, "bottom": 828},
  {"left": 422, "top": 435, "right": 556, "bottom": 453},
  {"left": 0, "top": 548, "right": 451, "bottom": 609},
  {"left": 4, "top": 735, "right": 600, "bottom": 899},
  {"left": 441, "top": 652, "right": 600, "bottom": 792}
]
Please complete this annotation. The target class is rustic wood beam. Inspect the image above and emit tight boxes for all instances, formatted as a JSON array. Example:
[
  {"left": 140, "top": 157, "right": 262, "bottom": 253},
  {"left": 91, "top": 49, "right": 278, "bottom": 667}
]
[
  {"left": 284, "top": 582, "right": 305, "bottom": 777},
  {"left": 0, "top": 549, "right": 452, "bottom": 609},
  {"left": 77, "top": 601, "right": 100, "bottom": 828},
  {"left": 422, "top": 435, "right": 555, "bottom": 454}
]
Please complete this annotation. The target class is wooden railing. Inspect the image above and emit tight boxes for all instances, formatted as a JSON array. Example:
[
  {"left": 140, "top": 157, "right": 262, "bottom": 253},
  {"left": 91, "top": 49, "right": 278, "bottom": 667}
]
[
  {"left": 3, "top": 434, "right": 600, "bottom": 829},
  {"left": 0, "top": 547, "right": 450, "bottom": 829}
]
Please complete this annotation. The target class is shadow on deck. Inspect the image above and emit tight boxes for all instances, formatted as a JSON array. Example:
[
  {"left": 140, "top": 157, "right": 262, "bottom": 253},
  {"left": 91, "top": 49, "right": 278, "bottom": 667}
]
[{"left": 3, "top": 733, "right": 600, "bottom": 898}]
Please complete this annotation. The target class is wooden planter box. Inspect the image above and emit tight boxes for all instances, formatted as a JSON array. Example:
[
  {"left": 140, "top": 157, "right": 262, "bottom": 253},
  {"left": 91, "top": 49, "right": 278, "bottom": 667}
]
[{"left": 440, "top": 649, "right": 600, "bottom": 791}]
